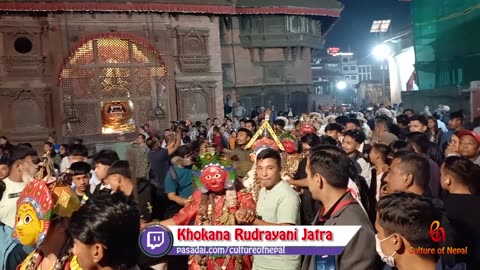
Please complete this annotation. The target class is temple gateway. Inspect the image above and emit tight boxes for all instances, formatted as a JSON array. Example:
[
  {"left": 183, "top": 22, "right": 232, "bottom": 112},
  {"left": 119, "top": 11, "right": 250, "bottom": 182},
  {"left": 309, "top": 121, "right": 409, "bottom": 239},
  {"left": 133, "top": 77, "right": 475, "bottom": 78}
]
[{"left": 0, "top": 0, "right": 341, "bottom": 144}]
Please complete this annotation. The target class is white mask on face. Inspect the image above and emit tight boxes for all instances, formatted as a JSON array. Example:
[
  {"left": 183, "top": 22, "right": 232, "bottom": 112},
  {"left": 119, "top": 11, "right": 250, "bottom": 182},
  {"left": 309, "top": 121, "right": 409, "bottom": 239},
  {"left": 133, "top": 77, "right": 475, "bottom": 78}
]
[{"left": 375, "top": 234, "right": 396, "bottom": 267}]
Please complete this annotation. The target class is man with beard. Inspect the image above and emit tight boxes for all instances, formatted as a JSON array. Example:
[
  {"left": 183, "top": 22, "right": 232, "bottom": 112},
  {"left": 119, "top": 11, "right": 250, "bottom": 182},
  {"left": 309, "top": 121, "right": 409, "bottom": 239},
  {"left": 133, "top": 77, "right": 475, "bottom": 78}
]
[{"left": 0, "top": 145, "right": 37, "bottom": 228}]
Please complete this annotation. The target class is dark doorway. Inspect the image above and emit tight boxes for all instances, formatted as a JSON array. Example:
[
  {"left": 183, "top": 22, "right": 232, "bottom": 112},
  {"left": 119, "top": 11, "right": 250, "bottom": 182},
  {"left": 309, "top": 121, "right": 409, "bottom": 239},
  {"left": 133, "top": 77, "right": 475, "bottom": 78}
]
[{"left": 290, "top": 91, "right": 308, "bottom": 116}]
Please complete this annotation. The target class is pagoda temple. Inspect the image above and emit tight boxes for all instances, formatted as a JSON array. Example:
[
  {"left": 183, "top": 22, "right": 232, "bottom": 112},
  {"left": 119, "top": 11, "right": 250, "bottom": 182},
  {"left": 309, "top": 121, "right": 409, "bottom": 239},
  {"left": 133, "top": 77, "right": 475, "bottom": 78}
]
[{"left": 0, "top": 0, "right": 342, "bottom": 144}]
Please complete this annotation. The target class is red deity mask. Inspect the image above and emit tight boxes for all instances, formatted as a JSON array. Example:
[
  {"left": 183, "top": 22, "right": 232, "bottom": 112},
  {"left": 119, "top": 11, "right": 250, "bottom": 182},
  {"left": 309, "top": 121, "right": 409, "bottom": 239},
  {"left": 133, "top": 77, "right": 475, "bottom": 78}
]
[
  {"left": 301, "top": 124, "right": 316, "bottom": 135},
  {"left": 282, "top": 138, "right": 297, "bottom": 154},
  {"left": 200, "top": 165, "right": 226, "bottom": 193},
  {"left": 252, "top": 137, "right": 279, "bottom": 151}
]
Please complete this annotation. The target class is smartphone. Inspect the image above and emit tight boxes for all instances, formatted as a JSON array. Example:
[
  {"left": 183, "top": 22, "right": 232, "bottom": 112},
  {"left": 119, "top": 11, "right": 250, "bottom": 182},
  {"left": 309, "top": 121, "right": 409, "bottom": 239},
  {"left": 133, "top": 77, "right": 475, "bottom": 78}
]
[{"left": 314, "top": 255, "right": 336, "bottom": 270}]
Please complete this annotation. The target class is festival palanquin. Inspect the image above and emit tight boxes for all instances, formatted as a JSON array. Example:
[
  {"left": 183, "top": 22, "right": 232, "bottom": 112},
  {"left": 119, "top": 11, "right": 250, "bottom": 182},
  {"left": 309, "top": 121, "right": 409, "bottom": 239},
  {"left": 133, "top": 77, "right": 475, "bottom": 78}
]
[
  {"left": 241, "top": 110, "right": 323, "bottom": 201},
  {"left": 162, "top": 109, "right": 324, "bottom": 270}
]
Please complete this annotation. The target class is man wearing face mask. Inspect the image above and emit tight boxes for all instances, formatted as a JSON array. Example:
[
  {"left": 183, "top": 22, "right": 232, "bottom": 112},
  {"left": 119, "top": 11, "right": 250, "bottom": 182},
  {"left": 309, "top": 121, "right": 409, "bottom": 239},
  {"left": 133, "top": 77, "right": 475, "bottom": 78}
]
[
  {"left": 385, "top": 151, "right": 458, "bottom": 267},
  {"left": 375, "top": 192, "right": 466, "bottom": 270},
  {"left": 0, "top": 145, "right": 37, "bottom": 228}
]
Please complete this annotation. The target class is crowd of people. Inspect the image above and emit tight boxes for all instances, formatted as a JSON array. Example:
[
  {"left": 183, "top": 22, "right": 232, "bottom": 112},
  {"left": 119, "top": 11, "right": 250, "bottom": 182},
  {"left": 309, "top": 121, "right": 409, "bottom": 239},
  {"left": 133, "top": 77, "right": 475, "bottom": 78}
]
[{"left": 0, "top": 103, "right": 479, "bottom": 270}]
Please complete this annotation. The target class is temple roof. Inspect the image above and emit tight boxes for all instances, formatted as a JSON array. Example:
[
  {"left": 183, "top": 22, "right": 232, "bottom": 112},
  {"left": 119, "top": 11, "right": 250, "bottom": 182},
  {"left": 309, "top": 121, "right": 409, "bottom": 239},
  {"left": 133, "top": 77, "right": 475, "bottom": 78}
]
[
  {"left": 0, "top": 0, "right": 342, "bottom": 17},
  {"left": 237, "top": 0, "right": 342, "bottom": 10}
]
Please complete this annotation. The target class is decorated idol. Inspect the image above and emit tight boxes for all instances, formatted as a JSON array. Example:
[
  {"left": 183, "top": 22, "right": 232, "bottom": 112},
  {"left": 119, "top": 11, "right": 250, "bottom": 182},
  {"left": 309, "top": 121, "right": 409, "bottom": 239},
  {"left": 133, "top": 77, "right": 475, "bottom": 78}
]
[
  {"left": 14, "top": 153, "right": 81, "bottom": 270},
  {"left": 242, "top": 109, "right": 284, "bottom": 201},
  {"left": 299, "top": 113, "right": 318, "bottom": 136},
  {"left": 279, "top": 132, "right": 304, "bottom": 180},
  {"left": 160, "top": 151, "right": 256, "bottom": 270}
]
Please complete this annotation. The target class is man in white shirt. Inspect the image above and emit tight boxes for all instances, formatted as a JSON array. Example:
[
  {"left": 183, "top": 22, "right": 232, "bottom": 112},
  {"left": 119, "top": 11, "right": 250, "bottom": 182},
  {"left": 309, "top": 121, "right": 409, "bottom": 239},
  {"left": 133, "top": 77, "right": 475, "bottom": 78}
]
[
  {"left": 66, "top": 145, "right": 98, "bottom": 193},
  {"left": 0, "top": 145, "right": 37, "bottom": 228},
  {"left": 60, "top": 144, "right": 89, "bottom": 173},
  {"left": 232, "top": 101, "right": 247, "bottom": 119},
  {"left": 91, "top": 150, "right": 120, "bottom": 196},
  {"left": 342, "top": 130, "right": 372, "bottom": 187}
]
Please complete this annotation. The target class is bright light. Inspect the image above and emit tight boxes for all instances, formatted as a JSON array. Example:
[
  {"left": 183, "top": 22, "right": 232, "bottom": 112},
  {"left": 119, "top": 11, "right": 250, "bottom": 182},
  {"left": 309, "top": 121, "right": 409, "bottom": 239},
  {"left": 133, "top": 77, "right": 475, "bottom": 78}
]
[
  {"left": 336, "top": 81, "right": 347, "bottom": 90},
  {"left": 370, "top": 20, "right": 391, "bottom": 33},
  {"left": 372, "top": 44, "right": 392, "bottom": 61}
]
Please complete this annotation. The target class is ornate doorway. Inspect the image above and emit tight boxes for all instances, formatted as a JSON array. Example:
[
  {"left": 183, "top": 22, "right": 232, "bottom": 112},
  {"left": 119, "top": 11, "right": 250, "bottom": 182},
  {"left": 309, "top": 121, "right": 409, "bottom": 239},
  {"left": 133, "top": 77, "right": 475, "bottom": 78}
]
[{"left": 59, "top": 34, "right": 168, "bottom": 136}]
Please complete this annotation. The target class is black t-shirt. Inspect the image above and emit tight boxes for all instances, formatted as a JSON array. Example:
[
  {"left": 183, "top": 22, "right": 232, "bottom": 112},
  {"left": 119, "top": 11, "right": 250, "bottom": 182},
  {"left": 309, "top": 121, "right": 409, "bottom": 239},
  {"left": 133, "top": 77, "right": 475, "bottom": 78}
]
[
  {"left": 445, "top": 193, "right": 480, "bottom": 269},
  {"left": 133, "top": 180, "right": 166, "bottom": 267},
  {"left": 76, "top": 192, "right": 91, "bottom": 206},
  {"left": 182, "top": 135, "right": 191, "bottom": 144},
  {"left": 422, "top": 192, "right": 458, "bottom": 267},
  {"left": 93, "top": 184, "right": 111, "bottom": 196},
  {"left": 136, "top": 178, "right": 161, "bottom": 222},
  {"left": 293, "top": 158, "right": 307, "bottom": 180},
  {"left": 293, "top": 158, "right": 322, "bottom": 225},
  {"left": 148, "top": 149, "right": 170, "bottom": 192}
]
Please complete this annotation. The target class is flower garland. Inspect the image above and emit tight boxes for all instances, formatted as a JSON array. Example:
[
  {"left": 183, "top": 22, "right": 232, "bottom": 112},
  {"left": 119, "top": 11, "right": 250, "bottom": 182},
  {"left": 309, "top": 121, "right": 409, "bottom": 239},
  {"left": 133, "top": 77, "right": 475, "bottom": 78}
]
[
  {"left": 191, "top": 192, "right": 242, "bottom": 270},
  {"left": 251, "top": 169, "right": 261, "bottom": 202}
]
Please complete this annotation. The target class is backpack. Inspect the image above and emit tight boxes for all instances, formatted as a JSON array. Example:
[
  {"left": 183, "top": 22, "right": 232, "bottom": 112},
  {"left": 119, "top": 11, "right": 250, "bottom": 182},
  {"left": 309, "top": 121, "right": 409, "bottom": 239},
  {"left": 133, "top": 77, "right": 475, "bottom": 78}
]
[{"left": 136, "top": 178, "right": 161, "bottom": 222}]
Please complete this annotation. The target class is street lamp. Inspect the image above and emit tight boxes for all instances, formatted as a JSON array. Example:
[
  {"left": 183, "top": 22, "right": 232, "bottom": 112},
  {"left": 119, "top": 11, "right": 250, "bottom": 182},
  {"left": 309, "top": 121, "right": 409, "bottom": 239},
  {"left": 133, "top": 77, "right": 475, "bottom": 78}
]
[
  {"left": 334, "top": 81, "right": 347, "bottom": 105},
  {"left": 372, "top": 44, "right": 391, "bottom": 102},
  {"left": 372, "top": 44, "right": 391, "bottom": 61},
  {"left": 336, "top": 81, "right": 347, "bottom": 90}
]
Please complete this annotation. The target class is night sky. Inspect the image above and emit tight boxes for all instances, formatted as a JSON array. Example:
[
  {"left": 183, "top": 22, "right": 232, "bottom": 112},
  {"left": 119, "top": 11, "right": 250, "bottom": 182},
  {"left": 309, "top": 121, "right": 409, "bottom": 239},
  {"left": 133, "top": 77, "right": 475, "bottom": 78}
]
[{"left": 325, "top": 0, "right": 411, "bottom": 60}]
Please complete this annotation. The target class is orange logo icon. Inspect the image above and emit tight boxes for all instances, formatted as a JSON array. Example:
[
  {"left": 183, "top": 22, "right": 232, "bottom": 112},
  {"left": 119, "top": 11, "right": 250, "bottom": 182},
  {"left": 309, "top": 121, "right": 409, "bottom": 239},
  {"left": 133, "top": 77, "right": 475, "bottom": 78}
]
[{"left": 429, "top": 220, "right": 446, "bottom": 245}]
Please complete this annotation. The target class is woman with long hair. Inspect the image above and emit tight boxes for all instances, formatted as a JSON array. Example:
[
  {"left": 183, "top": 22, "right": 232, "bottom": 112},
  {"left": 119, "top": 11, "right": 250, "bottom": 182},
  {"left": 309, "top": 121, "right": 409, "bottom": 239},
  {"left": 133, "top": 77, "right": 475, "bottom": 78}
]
[
  {"left": 58, "top": 144, "right": 70, "bottom": 159},
  {"left": 444, "top": 132, "right": 460, "bottom": 157},
  {"left": 427, "top": 116, "right": 443, "bottom": 145},
  {"left": 43, "top": 142, "right": 61, "bottom": 168}
]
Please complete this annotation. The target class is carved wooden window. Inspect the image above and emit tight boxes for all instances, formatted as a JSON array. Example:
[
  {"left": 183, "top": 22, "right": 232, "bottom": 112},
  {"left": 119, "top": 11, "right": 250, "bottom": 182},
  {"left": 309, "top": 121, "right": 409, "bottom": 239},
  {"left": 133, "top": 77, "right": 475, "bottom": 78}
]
[
  {"left": 239, "top": 17, "right": 251, "bottom": 32},
  {"left": 265, "top": 16, "right": 285, "bottom": 33},
  {"left": 251, "top": 16, "right": 263, "bottom": 33},
  {"left": 59, "top": 37, "right": 168, "bottom": 136},
  {"left": 288, "top": 16, "right": 308, "bottom": 33},
  {"left": 176, "top": 29, "right": 210, "bottom": 73}
]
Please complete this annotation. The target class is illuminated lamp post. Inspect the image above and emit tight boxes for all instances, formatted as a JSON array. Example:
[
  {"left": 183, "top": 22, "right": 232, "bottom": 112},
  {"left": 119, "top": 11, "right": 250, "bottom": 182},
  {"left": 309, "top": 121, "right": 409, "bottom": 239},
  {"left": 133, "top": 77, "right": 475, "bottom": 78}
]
[
  {"left": 335, "top": 81, "right": 347, "bottom": 105},
  {"left": 372, "top": 44, "right": 392, "bottom": 101},
  {"left": 370, "top": 19, "right": 391, "bottom": 103},
  {"left": 336, "top": 81, "right": 347, "bottom": 90}
]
